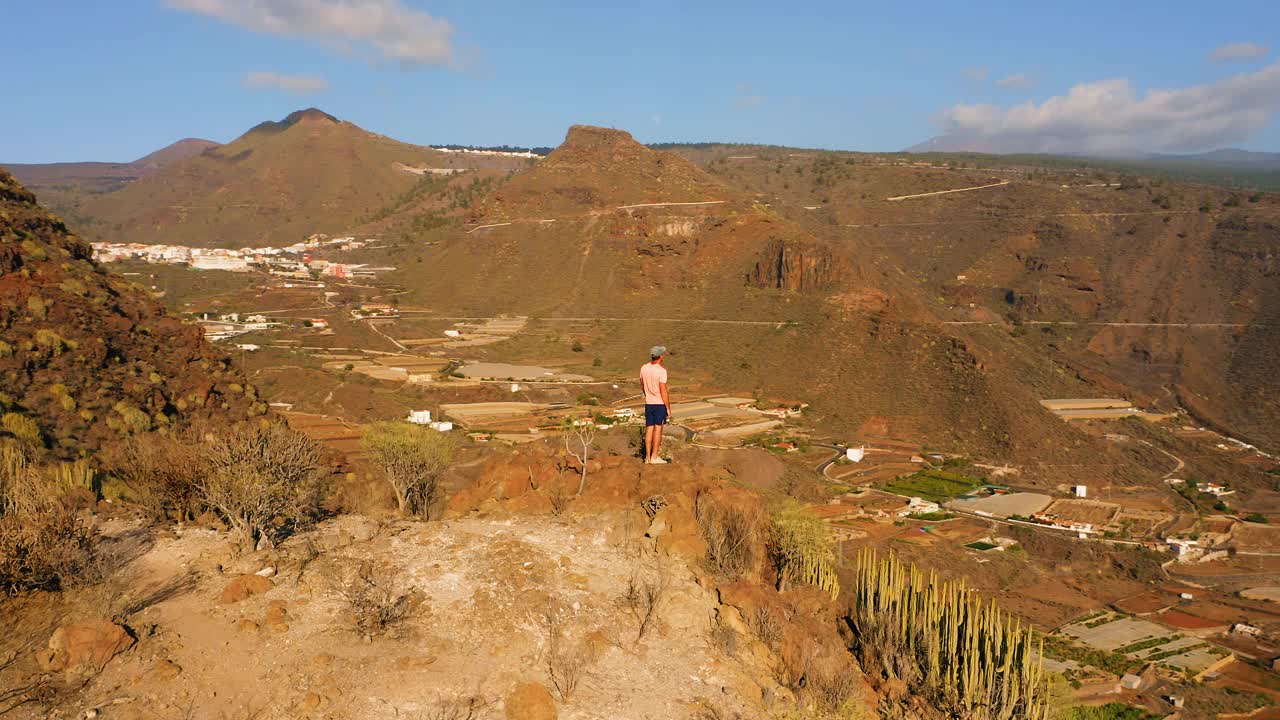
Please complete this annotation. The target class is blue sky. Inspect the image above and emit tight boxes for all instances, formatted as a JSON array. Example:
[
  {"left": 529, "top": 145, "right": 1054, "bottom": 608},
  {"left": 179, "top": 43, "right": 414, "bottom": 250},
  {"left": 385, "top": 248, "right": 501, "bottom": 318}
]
[{"left": 4, "top": 0, "right": 1280, "bottom": 162}]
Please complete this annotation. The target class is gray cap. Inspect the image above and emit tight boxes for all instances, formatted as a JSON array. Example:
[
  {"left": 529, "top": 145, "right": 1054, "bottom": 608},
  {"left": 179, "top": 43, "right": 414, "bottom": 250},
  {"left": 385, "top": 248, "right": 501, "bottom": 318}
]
[{"left": 649, "top": 345, "right": 667, "bottom": 359}]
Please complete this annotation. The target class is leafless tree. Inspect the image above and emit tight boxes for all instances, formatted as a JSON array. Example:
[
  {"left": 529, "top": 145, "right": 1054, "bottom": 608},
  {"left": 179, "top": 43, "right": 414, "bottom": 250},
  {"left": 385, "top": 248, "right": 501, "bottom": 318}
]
[{"left": 199, "top": 423, "right": 325, "bottom": 553}]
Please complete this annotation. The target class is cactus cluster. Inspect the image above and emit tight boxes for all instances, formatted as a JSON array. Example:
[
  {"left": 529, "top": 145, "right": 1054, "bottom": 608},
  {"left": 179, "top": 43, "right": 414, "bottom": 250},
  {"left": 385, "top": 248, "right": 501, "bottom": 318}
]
[{"left": 849, "top": 549, "right": 1047, "bottom": 720}]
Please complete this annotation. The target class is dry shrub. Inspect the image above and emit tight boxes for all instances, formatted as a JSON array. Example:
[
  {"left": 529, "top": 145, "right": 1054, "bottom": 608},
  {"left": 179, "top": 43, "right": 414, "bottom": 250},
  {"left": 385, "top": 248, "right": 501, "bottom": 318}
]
[
  {"left": 620, "top": 561, "right": 669, "bottom": 641},
  {"left": 709, "top": 617, "right": 739, "bottom": 657},
  {"left": 748, "top": 605, "right": 783, "bottom": 649},
  {"left": 0, "top": 510, "right": 96, "bottom": 594},
  {"left": 200, "top": 423, "right": 326, "bottom": 553},
  {"left": 421, "top": 694, "right": 490, "bottom": 720},
  {"left": 0, "top": 445, "right": 96, "bottom": 594},
  {"left": 548, "top": 482, "right": 573, "bottom": 517},
  {"left": 105, "top": 432, "right": 205, "bottom": 521},
  {"left": 543, "top": 606, "right": 589, "bottom": 701},
  {"left": 691, "top": 697, "right": 743, "bottom": 720},
  {"left": 695, "top": 492, "right": 767, "bottom": 579},
  {"left": 341, "top": 563, "right": 423, "bottom": 638},
  {"left": 806, "top": 662, "right": 861, "bottom": 715}
]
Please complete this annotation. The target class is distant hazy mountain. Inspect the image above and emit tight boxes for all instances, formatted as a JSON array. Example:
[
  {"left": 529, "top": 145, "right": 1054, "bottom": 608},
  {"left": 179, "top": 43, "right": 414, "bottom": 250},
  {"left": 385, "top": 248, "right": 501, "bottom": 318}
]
[
  {"left": 133, "top": 138, "right": 221, "bottom": 169},
  {"left": 1151, "top": 148, "right": 1280, "bottom": 169},
  {"left": 908, "top": 135, "right": 1280, "bottom": 167}
]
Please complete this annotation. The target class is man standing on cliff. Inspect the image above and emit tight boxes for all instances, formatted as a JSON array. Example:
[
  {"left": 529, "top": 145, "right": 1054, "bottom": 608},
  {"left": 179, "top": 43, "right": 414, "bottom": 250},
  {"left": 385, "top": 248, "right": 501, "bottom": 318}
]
[{"left": 640, "top": 346, "right": 672, "bottom": 464}]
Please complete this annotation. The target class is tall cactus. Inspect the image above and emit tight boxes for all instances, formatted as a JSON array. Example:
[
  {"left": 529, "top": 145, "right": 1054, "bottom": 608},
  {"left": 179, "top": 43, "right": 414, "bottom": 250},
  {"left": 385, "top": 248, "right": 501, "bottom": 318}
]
[{"left": 847, "top": 549, "right": 1048, "bottom": 720}]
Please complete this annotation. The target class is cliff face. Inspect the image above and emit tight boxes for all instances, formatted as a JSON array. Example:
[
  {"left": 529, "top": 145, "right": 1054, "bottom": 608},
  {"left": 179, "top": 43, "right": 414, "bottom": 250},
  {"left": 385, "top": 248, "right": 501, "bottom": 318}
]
[
  {"left": 0, "top": 169, "right": 263, "bottom": 456},
  {"left": 748, "top": 236, "right": 841, "bottom": 292}
]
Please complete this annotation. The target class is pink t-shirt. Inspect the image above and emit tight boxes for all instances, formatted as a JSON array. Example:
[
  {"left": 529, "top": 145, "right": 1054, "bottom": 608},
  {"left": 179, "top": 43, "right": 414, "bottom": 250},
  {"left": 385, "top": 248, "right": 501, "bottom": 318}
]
[{"left": 640, "top": 362, "right": 668, "bottom": 404}]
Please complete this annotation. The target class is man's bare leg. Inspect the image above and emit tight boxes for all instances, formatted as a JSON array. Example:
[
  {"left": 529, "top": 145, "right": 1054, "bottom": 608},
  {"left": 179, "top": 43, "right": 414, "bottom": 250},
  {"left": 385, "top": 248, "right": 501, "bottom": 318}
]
[{"left": 650, "top": 424, "right": 662, "bottom": 462}]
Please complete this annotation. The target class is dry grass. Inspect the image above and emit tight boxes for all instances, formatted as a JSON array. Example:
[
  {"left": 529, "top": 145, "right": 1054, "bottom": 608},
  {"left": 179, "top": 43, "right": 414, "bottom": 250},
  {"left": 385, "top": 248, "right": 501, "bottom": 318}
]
[
  {"left": 695, "top": 492, "right": 767, "bottom": 579},
  {"left": 0, "top": 446, "right": 97, "bottom": 594}
]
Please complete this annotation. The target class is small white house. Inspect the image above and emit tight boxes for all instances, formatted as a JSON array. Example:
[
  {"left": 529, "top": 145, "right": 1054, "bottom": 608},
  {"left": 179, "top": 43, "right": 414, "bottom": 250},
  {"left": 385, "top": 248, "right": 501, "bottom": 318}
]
[
  {"left": 898, "top": 497, "right": 941, "bottom": 517},
  {"left": 1073, "top": 485, "right": 1088, "bottom": 498},
  {"left": 407, "top": 410, "right": 432, "bottom": 425},
  {"left": 444, "top": 329, "right": 462, "bottom": 338},
  {"left": 1233, "top": 623, "right": 1262, "bottom": 637},
  {"left": 235, "top": 344, "right": 260, "bottom": 352},
  {"left": 511, "top": 383, "right": 521, "bottom": 393},
  {"left": 428, "top": 421, "right": 453, "bottom": 432},
  {"left": 846, "top": 447, "right": 865, "bottom": 463}
]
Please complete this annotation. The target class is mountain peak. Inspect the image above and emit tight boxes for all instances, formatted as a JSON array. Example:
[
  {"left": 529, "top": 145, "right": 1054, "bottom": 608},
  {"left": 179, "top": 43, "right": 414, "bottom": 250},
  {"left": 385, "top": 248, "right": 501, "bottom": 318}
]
[
  {"left": 552, "top": 125, "right": 645, "bottom": 163},
  {"left": 245, "top": 108, "right": 340, "bottom": 136},
  {"left": 285, "top": 108, "right": 339, "bottom": 125}
]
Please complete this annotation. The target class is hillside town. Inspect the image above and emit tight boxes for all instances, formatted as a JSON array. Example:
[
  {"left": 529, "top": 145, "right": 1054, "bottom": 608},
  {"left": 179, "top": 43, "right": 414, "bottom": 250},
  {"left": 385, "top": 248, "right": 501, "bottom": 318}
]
[{"left": 90, "top": 233, "right": 393, "bottom": 279}]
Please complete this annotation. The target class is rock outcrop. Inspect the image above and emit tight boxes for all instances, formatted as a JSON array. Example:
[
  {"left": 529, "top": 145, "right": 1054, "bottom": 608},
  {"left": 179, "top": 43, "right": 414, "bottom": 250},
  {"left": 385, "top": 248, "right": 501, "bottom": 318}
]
[{"left": 748, "top": 236, "right": 841, "bottom": 292}]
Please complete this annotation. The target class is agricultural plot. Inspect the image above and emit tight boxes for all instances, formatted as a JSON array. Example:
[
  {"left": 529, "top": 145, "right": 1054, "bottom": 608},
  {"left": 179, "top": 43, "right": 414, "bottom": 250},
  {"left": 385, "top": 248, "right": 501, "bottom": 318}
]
[
  {"left": 1113, "top": 509, "right": 1175, "bottom": 538},
  {"left": 1058, "top": 613, "right": 1229, "bottom": 675},
  {"left": 883, "top": 469, "right": 980, "bottom": 503},
  {"left": 1043, "top": 499, "right": 1120, "bottom": 527}
]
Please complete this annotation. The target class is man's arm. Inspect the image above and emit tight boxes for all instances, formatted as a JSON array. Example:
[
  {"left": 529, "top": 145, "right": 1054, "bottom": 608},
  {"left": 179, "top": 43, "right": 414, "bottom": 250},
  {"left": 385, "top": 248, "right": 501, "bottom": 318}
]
[{"left": 659, "top": 382, "right": 671, "bottom": 422}]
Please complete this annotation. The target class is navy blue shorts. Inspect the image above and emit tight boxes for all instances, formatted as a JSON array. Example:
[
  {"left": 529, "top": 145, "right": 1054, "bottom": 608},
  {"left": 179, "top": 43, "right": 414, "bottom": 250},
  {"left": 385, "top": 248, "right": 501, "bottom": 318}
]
[{"left": 644, "top": 404, "right": 668, "bottom": 426}]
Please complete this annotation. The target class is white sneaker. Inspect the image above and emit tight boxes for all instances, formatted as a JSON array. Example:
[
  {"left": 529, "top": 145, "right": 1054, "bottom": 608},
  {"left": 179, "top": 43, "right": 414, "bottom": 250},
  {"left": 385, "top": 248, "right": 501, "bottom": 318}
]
[{"left": 649, "top": 457, "right": 668, "bottom": 464}]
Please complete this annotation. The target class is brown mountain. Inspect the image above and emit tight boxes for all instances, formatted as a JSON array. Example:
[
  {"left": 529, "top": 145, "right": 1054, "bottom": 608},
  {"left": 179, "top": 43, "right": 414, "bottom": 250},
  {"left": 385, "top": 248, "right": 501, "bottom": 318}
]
[
  {"left": 395, "top": 126, "right": 1138, "bottom": 473},
  {"left": 133, "top": 138, "right": 221, "bottom": 169},
  {"left": 0, "top": 168, "right": 262, "bottom": 456},
  {"left": 4, "top": 138, "right": 223, "bottom": 228},
  {"left": 665, "top": 144, "right": 1280, "bottom": 454},
  {"left": 67, "top": 108, "right": 526, "bottom": 248}
]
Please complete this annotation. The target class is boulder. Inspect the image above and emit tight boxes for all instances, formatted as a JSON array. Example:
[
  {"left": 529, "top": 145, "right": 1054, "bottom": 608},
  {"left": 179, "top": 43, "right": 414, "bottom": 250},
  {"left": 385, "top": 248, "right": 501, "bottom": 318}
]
[
  {"left": 37, "top": 619, "right": 134, "bottom": 675},
  {"left": 505, "top": 681, "right": 557, "bottom": 720},
  {"left": 220, "top": 574, "right": 273, "bottom": 604}
]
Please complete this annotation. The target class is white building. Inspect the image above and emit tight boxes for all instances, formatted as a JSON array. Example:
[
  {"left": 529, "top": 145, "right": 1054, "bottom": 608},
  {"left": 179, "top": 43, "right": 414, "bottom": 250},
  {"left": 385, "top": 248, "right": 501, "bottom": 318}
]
[
  {"left": 428, "top": 421, "right": 453, "bottom": 432},
  {"left": 846, "top": 447, "right": 865, "bottom": 463},
  {"left": 191, "top": 255, "right": 250, "bottom": 272},
  {"left": 1073, "top": 485, "right": 1088, "bottom": 498},
  {"left": 406, "top": 410, "right": 432, "bottom": 425},
  {"left": 898, "top": 497, "right": 941, "bottom": 517}
]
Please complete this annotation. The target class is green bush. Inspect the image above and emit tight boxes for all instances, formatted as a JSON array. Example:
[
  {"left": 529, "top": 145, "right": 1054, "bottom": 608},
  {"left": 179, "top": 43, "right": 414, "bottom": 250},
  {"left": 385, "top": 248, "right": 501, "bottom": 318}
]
[
  {"left": 362, "top": 421, "right": 458, "bottom": 517},
  {"left": 112, "top": 401, "right": 153, "bottom": 434},
  {"left": 1060, "top": 703, "right": 1158, "bottom": 720}
]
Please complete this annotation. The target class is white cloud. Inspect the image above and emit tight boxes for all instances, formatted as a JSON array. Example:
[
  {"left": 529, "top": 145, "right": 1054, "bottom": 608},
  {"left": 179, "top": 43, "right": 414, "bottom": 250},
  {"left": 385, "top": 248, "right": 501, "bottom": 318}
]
[
  {"left": 732, "top": 84, "right": 764, "bottom": 110},
  {"left": 996, "top": 73, "right": 1034, "bottom": 90},
  {"left": 1209, "top": 42, "right": 1268, "bottom": 63},
  {"left": 167, "top": 0, "right": 454, "bottom": 66},
  {"left": 938, "top": 62, "right": 1280, "bottom": 153},
  {"left": 243, "top": 71, "right": 329, "bottom": 93}
]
